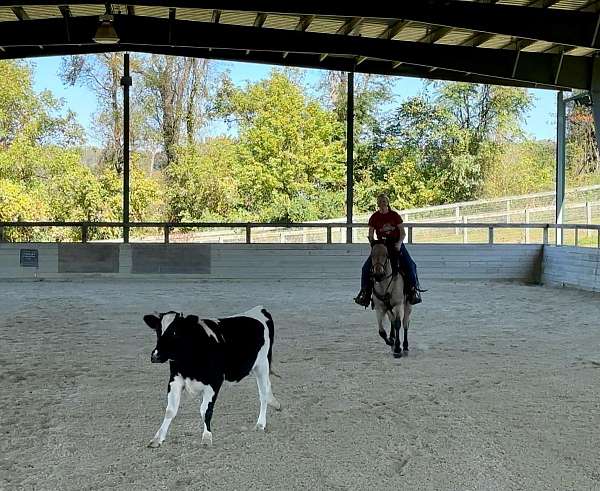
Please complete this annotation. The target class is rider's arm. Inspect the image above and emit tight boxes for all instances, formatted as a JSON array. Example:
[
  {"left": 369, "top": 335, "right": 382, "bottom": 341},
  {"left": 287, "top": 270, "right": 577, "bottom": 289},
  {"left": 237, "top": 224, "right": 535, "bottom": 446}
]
[
  {"left": 397, "top": 223, "right": 406, "bottom": 243},
  {"left": 396, "top": 215, "right": 406, "bottom": 246},
  {"left": 368, "top": 226, "right": 375, "bottom": 243}
]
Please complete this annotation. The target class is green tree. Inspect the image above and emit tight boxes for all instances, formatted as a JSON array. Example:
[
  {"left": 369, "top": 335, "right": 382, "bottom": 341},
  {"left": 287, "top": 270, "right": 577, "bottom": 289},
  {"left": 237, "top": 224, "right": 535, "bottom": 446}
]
[
  {"left": 360, "top": 82, "right": 534, "bottom": 207},
  {"left": 165, "top": 138, "right": 238, "bottom": 222},
  {"left": 1, "top": 60, "right": 82, "bottom": 149},
  {"left": 141, "top": 56, "right": 213, "bottom": 167},
  {"left": 566, "top": 101, "right": 600, "bottom": 185},
  {"left": 483, "top": 140, "right": 554, "bottom": 197},
  {"left": 0, "top": 59, "right": 164, "bottom": 241},
  {"left": 216, "top": 71, "right": 346, "bottom": 221}
]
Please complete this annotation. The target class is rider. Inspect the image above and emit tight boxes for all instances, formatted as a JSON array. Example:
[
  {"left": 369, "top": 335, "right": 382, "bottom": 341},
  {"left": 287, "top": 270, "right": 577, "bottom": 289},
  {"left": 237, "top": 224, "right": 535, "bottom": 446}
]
[{"left": 354, "top": 193, "right": 422, "bottom": 307}]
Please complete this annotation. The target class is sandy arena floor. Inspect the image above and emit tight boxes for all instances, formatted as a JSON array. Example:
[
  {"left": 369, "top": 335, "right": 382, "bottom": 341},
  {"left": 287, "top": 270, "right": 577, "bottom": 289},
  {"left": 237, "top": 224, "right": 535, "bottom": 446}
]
[{"left": 1, "top": 278, "right": 600, "bottom": 490}]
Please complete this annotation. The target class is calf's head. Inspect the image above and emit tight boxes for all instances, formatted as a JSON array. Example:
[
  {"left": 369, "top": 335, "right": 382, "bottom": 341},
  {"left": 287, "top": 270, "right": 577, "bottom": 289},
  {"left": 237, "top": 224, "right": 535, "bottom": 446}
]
[{"left": 143, "top": 311, "right": 182, "bottom": 363}]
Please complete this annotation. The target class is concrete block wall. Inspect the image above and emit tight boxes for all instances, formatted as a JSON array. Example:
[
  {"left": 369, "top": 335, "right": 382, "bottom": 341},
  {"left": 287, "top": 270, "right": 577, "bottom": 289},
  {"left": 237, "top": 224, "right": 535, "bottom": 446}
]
[
  {"left": 541, "top": 246, "right": 600, "bottom": 293},
  {"left": 0, "top": 243, "right": 543, "bottom": 282}
]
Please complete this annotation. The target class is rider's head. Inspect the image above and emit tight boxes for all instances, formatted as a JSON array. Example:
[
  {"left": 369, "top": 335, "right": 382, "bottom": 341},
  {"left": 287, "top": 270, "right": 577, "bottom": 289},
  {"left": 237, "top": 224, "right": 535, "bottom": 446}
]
[{"left": 377, "top": 193, "right": 390, "bottom": 212}]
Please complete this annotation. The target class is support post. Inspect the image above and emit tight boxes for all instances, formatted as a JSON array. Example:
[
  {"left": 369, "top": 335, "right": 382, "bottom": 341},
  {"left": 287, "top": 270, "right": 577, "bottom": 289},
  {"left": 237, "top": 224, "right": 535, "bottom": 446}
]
[
  {"left": 121, "top": 53, "right": 132, "bottom": 244},
  {"left": 556, "top": 90, "right": 566, "bottom": 246},
  {"left": 346, "top": 71, "right": 354, "bottom": 244},
  {"left": 455, "top": 206, "right": 460, "bottom": 235}
]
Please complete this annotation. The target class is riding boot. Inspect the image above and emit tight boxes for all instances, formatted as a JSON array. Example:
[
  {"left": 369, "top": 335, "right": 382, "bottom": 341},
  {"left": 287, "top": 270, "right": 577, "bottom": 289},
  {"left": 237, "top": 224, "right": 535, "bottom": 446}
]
[
  {"left": 354, "top": 287, "right": 372, "bottom": 307},
  {"left": 408, "top": 286, "right": 422, "bottom": 305}
]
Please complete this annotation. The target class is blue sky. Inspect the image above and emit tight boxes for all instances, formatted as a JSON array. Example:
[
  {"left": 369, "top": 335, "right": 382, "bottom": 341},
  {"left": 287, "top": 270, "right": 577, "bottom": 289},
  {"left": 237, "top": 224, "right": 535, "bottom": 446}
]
[{"left": 31, "top": 56, "right": 557, "bottom": 144}]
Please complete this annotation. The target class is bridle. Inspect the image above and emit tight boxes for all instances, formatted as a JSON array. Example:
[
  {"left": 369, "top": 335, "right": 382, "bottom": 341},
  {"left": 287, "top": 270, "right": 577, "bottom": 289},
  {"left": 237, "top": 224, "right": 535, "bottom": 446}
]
[
  {"left": 370, "top": 246, "right": 394, "bottom": 312},
  {"left": 370, "top": 249, "right": 392, "bottom": 283}
]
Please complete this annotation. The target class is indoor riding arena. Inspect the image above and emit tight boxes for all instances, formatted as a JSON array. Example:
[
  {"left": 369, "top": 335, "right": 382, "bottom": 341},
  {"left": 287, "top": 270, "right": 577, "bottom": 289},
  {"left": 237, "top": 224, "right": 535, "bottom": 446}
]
[{"left": 2, "top": 0, "right": 600, "bottom": 489}]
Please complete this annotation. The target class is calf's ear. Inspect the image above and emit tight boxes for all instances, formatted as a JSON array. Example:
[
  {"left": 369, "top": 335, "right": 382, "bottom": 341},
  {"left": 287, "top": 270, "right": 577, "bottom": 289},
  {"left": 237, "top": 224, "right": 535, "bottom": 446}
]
[{"left": 143, "top": 314, "right": 161, "bottom": 331}]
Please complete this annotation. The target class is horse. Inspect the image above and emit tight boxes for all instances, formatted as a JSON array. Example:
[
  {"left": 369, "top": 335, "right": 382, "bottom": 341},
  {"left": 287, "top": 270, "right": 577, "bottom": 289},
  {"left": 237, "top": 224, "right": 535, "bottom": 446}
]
[{"left": 370, "top": 240, "right": 413, "bottom": 358}]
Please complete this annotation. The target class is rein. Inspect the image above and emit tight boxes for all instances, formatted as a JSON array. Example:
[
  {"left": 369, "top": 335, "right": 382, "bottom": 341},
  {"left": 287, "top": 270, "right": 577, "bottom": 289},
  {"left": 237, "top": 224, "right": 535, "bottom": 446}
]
[{"left": 371, "top": 255, "right": 395, "bottom": 312}]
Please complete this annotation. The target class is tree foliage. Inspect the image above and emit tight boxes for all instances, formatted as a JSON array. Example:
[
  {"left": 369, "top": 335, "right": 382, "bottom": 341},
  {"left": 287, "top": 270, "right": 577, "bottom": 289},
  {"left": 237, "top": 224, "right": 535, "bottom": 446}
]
[
  {"left": 1, "top": 59, "right": 159, "bottom": 241},
  {"left": 215, "top": 72, "right": 346, "bottom": 221},
  {"left": 3, "top": 56, "right": 600, "bottom": 243}
]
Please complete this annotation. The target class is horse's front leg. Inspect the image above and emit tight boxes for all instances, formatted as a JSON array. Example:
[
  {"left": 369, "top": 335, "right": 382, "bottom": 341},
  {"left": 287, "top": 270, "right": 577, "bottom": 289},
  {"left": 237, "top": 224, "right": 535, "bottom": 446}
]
[
  {"left": 386, "top": 311, "right": 395, "bottom": 344},
  {"left": 403, "top": 303, "right": 412, "bottom": 352},
  {"left": 392, "top": 306, "right": 404, "bottom": 358},
  {"left": 376, "top": 308, "right": 393, "bottom": 346}
]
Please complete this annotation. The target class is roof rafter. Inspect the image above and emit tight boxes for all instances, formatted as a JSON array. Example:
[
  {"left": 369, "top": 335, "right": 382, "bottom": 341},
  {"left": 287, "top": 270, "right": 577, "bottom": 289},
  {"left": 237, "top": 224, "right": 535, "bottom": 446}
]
[
  {"left": 11, "top": 6, "right": 29, "bottom": 20},
  {"left": 2, "top": 0, "right": 598, "bottom": 48},
  {"left": 320, "top": 16, "right": 363, "bottom": 62},
  {"left": 0, "top": 15, "right": 589, "bottom": 89},
  {"left": 0, "top": 41, "right": 569, "bottom": 90}
]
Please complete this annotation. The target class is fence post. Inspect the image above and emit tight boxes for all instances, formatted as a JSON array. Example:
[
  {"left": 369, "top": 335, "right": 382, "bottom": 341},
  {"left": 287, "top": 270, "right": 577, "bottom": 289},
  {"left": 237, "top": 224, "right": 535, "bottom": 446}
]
[
  {"left": 463, "top": 216, "right": 468, "bottom": 244},
  {"left": 525, "top": 209, "right": 530, "bottom": 244},
  {"left": 407, "top": 226, "right": 413, "bottom": 244},
  {"left": 455, "top": 206, "right": 460, "bottom": 235},
  {"left": 163, "top": 225, "right": 170, "bottom": 244},
  {"left": 488, "top": 226, "right": 494, "bottom": 245},
  {"left": 246, "top": 225, "right": 251, "bottom": 244},
  {"left": 575, "top": 227, "right": 579, "bottom": 247},
  {"left": 326, "top": 226, "right": 332, "bottom": 244},
  {"left": 81, "top": 225, "right": 88, "bottom": 243},
  {"left": 586, "top": 202, "right": 592, "bottom": 237}
]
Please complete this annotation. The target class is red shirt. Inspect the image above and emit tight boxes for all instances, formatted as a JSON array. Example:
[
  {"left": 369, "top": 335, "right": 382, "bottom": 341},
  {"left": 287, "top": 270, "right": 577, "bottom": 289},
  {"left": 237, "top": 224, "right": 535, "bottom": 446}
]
[{"left": 368, "top": 210, "right": 403, "bottom": 241}]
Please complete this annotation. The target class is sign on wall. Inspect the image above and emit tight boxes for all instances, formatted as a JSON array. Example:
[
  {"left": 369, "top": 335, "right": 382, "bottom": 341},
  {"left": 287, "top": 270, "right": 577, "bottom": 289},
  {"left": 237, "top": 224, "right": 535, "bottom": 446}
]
[{"left": 20, "top": 249, "right": 39, "bottom": 268}]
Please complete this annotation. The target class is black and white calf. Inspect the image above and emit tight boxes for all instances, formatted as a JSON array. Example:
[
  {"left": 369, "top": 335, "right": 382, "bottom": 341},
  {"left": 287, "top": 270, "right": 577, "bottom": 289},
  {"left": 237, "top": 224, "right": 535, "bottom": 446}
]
[{"left": 143, "top": 306, "right": 280, "bottom": 447}]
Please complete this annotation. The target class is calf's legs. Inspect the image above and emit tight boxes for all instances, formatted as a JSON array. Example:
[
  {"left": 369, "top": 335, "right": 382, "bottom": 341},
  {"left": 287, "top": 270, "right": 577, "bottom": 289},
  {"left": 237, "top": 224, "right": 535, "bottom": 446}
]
[
  {"left": 253, "top": 359, "right": 281, "bottom": 431},
  {"left": 200, "top": 385, "right": 219, "bottom": 446},
  {"left": 148, "top": 378, "right": 183, "bottom": 448}
]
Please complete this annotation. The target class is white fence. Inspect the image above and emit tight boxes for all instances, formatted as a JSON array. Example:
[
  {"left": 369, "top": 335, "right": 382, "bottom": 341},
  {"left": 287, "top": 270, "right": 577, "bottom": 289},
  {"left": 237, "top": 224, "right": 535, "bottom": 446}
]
[{"left": 142, "top": 185, "right": 600, "bottom": 244}]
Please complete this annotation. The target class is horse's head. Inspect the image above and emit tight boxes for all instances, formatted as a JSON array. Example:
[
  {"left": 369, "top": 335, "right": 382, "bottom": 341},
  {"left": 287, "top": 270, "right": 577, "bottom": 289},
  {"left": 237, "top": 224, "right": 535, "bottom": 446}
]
[{"left": 370, "top": 241, "right": 389, "bottom": 282}]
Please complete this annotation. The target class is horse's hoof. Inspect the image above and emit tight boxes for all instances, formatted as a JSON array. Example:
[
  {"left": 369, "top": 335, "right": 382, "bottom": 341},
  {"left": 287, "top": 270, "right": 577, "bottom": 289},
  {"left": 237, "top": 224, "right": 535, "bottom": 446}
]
[
  {"left": 393, "top": 351, "right": 402, "bottom": 359},
  {"left": 403, "top": 347, "right": 409, "bottom": 352}
]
